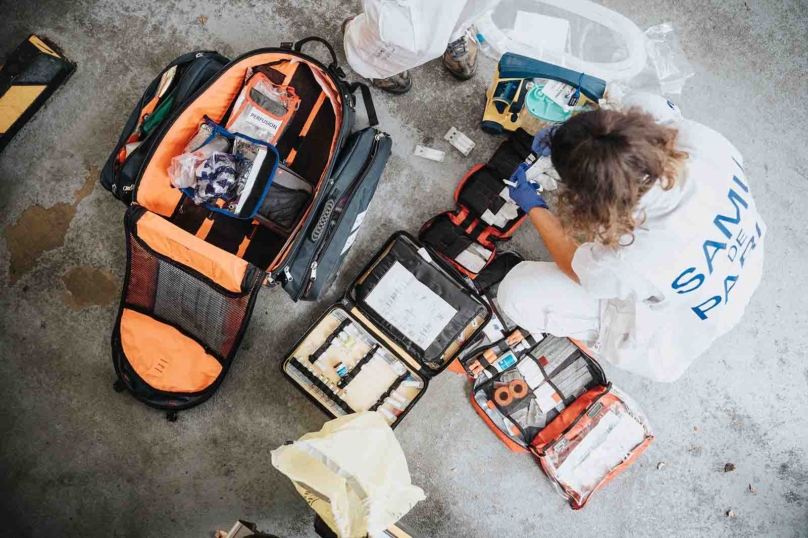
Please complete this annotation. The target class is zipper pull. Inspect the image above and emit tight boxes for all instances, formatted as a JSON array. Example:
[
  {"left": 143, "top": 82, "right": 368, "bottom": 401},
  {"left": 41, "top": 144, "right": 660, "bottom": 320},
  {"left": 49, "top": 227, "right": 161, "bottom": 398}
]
[
  {"left": 309, "top": 261, "right": 318, "bottom": 282},
  {"left": 283, "top": 266, "right": 293, "bottom": 283},
  {"left": 122, "top": 185, "right": 134, "bottom": 193}
]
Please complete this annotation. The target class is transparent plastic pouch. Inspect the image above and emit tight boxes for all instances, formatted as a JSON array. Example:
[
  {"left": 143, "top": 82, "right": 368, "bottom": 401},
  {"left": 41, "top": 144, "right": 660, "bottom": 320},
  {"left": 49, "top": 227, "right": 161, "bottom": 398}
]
[
  {"left": 536, "top": 386, "right": 653, "bottom": 508},
  {"left": 226, "top": 73, "right": 300, "bottom": 145},
  {"left": 644, "top": 22, "right": 695, "bottom": 95}
]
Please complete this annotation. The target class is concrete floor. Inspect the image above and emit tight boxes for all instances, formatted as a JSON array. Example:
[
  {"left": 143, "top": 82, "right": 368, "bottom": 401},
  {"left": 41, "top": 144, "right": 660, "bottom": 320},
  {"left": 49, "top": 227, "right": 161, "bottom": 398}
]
[{"left": 1, "top": 0, "right": 807, "bottom": 536}]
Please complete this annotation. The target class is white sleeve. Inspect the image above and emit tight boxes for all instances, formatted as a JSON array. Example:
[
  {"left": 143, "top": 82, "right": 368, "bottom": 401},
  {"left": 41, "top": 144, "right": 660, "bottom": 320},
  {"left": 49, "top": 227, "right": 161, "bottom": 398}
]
[{"left": 572, "top": 243, "right": 658, "bottom": 301}]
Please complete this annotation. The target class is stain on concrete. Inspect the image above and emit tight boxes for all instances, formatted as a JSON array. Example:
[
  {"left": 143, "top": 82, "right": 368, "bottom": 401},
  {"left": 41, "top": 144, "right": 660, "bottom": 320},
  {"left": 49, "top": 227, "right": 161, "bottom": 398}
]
[
  {"left": 4, "top": 168, "right": 97, "bottom": 285},
  {"left": 62, "top": 266, "right": 118, "bottom": 311}
]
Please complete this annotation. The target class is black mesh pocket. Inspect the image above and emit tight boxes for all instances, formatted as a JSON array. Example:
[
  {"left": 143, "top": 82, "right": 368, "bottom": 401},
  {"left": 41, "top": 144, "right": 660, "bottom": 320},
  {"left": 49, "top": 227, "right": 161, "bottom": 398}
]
[{"left": 125, "top": 223, "right": 261, "bottom": 360}]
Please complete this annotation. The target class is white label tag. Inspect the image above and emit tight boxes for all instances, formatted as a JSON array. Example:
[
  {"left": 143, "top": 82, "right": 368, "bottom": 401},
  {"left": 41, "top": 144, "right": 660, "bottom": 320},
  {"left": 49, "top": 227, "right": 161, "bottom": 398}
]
[
  {"left": 340, "top": 230, "right": 358, "bottom": 255},
  {"left": 245, "top": 108, "right": 283, "bottom": 138},
  {"left": 365, "top": 261, "right": 457, "bottom": 349},
  {"left": 417, "top": 247, "right": 433, "bottom": 263},
  {"left": 541, "top": 80, "right": 575, "bottom": 111},
  {"left": 351, "top": 210, "right": 366, "bottom": 233}
]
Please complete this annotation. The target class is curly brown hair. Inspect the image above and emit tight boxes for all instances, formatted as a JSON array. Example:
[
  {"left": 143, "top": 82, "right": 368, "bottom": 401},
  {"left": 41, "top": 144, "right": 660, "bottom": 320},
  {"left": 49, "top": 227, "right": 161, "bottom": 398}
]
[{"left": 549, "top": 108, "right": 689, "bottom": 247}]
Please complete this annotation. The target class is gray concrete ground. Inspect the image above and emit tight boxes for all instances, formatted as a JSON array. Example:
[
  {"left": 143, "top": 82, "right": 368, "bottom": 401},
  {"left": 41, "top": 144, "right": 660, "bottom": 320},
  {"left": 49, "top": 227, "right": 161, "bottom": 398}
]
[{"left": 1, "top": 0, "right": 807, "bottom": 537}]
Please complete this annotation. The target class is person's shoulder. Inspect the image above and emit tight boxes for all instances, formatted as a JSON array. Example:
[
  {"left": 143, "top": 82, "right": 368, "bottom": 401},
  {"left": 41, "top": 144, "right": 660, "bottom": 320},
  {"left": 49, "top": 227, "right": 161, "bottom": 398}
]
[{"left": 677, "top": 119, "right": 741, "bottom": 163}]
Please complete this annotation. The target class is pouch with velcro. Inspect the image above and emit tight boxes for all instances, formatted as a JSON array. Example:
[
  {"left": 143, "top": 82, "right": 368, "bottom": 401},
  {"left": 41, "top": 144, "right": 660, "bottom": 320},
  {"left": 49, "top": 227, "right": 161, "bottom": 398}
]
[
  {"left": 461, "top": 329, "right": 654, "bottom": 509},
  {"left": 179, "top": 117, "right": 280, "bottom": 219},
  {"left": 420, "top": 129, "right": 535, "bottom": 279}
]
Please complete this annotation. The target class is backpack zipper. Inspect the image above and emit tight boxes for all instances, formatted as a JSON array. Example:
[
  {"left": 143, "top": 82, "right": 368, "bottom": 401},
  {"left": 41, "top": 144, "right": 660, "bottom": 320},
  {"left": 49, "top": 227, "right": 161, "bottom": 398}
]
[{"left": 296, "top": 133, "right": 384, "bottom": 300}]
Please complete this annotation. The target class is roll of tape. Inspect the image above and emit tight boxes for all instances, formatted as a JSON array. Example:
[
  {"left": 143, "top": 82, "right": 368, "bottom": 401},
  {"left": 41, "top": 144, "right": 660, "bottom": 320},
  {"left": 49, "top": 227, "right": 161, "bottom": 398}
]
[
  {"left": 509, "top": 379, "right": 528, "bottom": 399},
  {"left": 494, "top": 385, "right": 513, "bottom": 406}
]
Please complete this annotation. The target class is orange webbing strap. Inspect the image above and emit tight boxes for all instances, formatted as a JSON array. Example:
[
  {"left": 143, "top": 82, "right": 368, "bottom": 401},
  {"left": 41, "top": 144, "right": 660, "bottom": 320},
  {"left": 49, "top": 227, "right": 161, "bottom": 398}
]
[
  {"left": 195, "top": 216, "right": 214, "bottom": 241},
  {"left": 135, "top": 211, "right": 249, "bottom": 293},
  {"left": 281, "top": 61, "right": 300, "bottom": 85},
  {"left": 285, "top": 92, "right": 327, "bottom": 166},
  {"left": 236, "top": 223, "right": 258, "bottom": 258},
  {"left": 120, "top": 309, "right": 223, "bottom": 393}
]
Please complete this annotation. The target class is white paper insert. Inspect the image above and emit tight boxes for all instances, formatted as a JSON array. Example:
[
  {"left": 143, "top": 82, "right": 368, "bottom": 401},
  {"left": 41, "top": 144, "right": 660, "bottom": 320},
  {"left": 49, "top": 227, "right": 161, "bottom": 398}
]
[
  {"left": 365, "top": 261, "right": 458, "bottom": 350},
  {"left": 555, "top": 409, "right": 646, "bottom": 493}
]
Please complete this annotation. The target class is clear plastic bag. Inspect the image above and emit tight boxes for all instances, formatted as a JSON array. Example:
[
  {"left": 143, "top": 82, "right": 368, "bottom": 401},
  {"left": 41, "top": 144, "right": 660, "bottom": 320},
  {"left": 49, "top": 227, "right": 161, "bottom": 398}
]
[
  {"left": 167, "top": 122, "right": 230, "bottom": 188},
  {"left": 644, "top": 22, "right": 694, "bottom": 95},
  {"left": 541, "top": 386, "right": 652, "bottom": 507}
]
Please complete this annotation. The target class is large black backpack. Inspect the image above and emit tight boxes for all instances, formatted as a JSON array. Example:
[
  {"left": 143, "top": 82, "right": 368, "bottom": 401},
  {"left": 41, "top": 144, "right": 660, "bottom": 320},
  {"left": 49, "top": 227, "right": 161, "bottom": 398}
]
[{"left": 103, "top": 37, "right": 392, "bottom": 418}]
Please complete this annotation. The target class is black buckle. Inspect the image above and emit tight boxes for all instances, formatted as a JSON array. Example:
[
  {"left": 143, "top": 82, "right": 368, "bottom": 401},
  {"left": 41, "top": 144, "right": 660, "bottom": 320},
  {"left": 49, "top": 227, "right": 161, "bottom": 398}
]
[{"left": 280, "top": 41, "right": 293, "bottom": 50}]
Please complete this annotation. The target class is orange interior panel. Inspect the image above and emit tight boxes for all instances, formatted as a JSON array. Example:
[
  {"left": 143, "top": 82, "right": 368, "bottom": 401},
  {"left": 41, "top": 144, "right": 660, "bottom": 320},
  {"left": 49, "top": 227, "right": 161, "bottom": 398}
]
[
  {"left": 135, "top": 211, "right": 248, "bottom": 293},
  {"left": 120, "top": 309, "right": 223, "bottom": 393},
  {"left": 136, "top": 52, "right": 342, "bottom": 218}
]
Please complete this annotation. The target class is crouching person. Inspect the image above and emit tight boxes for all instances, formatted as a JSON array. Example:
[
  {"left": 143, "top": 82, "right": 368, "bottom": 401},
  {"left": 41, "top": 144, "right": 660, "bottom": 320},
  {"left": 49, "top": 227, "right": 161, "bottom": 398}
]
[{"left": 499, "top": 95, "right": 766, "bottom": 382}]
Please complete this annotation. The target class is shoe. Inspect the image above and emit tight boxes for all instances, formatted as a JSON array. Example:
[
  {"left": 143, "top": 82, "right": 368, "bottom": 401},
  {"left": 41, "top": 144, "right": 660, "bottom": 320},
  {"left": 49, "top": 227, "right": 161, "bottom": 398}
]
[
  {"left": 371, "top": 71, "right": 412, "bottom": 94},
  {"left": 342, "top": 15, "right": 412, "bottom": 94},
  {"left": 443, "top": 32, "right": 478, "bottom": 80}
]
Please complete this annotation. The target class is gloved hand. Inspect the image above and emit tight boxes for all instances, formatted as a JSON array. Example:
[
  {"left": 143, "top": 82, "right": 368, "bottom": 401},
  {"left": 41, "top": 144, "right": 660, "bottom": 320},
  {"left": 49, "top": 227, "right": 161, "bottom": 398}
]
[
  {"left": 531, "top": 125, "right": 558, "bottom": 157},
  {"left": 507, "top": 163, "right": 548, "bottom": 213}
]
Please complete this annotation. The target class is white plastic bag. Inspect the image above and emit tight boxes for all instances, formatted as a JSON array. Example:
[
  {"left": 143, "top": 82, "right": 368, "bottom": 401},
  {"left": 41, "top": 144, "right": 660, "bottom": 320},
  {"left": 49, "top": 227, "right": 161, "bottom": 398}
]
[
  {"left": 473, "top": 0, "right": 648, "bottom": 82},
  {"left": 271, "top": 412, "right": 425, "bottom": 538}
]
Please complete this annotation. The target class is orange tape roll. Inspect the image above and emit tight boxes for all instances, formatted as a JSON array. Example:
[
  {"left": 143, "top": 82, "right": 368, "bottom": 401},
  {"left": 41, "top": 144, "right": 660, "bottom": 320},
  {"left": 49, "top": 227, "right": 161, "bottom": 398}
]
[
  {"left": 509, "top": 379, "right": 528, "bottom": 399},
  {"left": 494, "top": 385, "right": 513, "bottom": 406}
]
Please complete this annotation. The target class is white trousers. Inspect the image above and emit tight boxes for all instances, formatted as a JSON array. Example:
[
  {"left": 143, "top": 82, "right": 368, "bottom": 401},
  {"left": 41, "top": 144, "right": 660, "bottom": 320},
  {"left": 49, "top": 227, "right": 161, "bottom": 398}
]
[
  {"left": 343, "top": 0, "right": 499, "bottom": 79},
  {"left": 497, "top": 261, "right": 601, "bottom": 344}
]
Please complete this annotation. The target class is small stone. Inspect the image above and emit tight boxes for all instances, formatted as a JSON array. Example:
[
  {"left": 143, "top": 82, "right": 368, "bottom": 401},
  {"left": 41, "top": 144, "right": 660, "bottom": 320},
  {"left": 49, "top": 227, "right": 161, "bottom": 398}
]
[
  {"left": 657, "top": 461, "right": 667, "bottom": 470},
  {"left": 694, "top": 426, "right": 699, "bottom": 432},
  {"left": 726, "top": 510, "right": 736, "bottom": 518},
  {"left": 198, "top": 14, "right": 208, "bottom": 25},
  {"left": 748, "top": 484, "right": 756, "bottom": 494},
  {"left": 724, "top": 463, "right": 736, "bottom": 473}
]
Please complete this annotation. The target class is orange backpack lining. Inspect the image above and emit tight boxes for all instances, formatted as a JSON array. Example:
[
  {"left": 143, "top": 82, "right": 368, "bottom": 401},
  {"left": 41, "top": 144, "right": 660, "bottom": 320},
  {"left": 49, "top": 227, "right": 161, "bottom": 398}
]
[
  {"left": 135, "top": 210, "right": 248, "bottom": 293},
  {"left": 120, "top": 308, "right": 223, "bottom": 393},
  {"left": 135, "top": 52, "right": 344, "bottom": 272}
]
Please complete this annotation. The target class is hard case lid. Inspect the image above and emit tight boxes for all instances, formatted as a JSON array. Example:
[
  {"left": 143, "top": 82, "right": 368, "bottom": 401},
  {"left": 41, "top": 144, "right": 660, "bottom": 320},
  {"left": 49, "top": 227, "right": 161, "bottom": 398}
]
[{"left": 345, "top": 232, "right": 491, "bottom": 376}]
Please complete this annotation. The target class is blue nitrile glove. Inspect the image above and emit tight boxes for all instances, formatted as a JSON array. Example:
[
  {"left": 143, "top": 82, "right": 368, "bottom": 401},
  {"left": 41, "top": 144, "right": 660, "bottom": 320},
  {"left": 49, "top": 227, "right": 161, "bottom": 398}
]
[
  {"left": 531, "top": 125, "right": 558, "bottom": 157},
  {"left": 508, "top": 163, "right": 548, "bottom": 213}
]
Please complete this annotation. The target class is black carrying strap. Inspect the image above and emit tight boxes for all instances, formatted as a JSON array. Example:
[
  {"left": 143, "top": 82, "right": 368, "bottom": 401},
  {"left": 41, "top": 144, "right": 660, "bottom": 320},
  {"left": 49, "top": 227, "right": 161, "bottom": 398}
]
[
  {"left": 348, "top": 81, "right": 379, "bottom": 127},
  {"left": 290, "top": 36, "right": 344, "bottom": 76}
]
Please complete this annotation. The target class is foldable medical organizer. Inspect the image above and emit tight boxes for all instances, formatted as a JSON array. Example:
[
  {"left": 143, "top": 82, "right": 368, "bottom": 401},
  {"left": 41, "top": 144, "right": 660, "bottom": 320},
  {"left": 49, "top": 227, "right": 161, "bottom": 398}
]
[
  {"left": 419, "top": 128, "right": 535, "bottom": 279},
  {"left": 461, "top": 329, "right": 653, "bottom": 509},
  {"left": 282, "top": 232, "right": 492, "bottom": 428}
]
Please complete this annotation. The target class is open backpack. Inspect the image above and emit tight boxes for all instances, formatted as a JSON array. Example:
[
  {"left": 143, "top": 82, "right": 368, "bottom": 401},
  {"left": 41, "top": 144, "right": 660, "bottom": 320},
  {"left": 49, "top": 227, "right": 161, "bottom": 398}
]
[{"left": 101, "top": 38, "right": 392, "bottom": 419}]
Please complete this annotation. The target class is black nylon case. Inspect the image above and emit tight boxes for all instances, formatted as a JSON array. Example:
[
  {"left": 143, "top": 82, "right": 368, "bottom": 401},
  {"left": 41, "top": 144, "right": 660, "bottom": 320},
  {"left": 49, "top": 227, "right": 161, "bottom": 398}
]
[
  {"left": 281, "top": 232, "right": 492, "bottom": 428},
  {"left": 100, "top": 51, "right": 229, "bottom": 204}
]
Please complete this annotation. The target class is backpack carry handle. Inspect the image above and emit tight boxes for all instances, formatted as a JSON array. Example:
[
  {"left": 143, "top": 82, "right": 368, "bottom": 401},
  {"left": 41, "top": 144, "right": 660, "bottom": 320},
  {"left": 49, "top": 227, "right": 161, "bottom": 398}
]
[{"left": 289, "top": 36, "right": 343, "bottom": 77}]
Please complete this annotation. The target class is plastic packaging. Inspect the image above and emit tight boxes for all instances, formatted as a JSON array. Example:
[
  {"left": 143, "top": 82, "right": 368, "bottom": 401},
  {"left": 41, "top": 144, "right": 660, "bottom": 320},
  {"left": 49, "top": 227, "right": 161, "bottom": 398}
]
[
  {"left": 644, "top": 23, "right": 694, "bottom": 95},
  {"left": 168, "top": 123, "right": 230, "bottom": 188},
  {"left": 473, "top": 0, "right": 648, "bottom": 82},
  {"left": 227, "top": 74, "right": 300, "bottom": 144}
]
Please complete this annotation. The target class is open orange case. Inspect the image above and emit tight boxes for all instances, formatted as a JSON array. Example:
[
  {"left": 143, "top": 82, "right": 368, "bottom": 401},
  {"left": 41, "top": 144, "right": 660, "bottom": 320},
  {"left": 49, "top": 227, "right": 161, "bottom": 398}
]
[
  {"left": 419, "top": 129, "right": 535, "bottom": 279},
  {"left": 461, "top": 329, "right": 654, "bottom": 509},
  {"left": 282, "top": 232, "right": 492, "bottom": 428}
]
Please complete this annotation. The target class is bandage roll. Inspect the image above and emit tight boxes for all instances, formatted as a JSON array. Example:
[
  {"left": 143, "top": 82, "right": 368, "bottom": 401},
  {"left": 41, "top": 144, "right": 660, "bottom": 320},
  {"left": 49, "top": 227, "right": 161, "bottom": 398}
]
[
  {"left": 494, "top": 384, "right": 514, "bottom": 406},
  {"left": 509, "top": 379, "right": 528, "bottom": 399}
]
